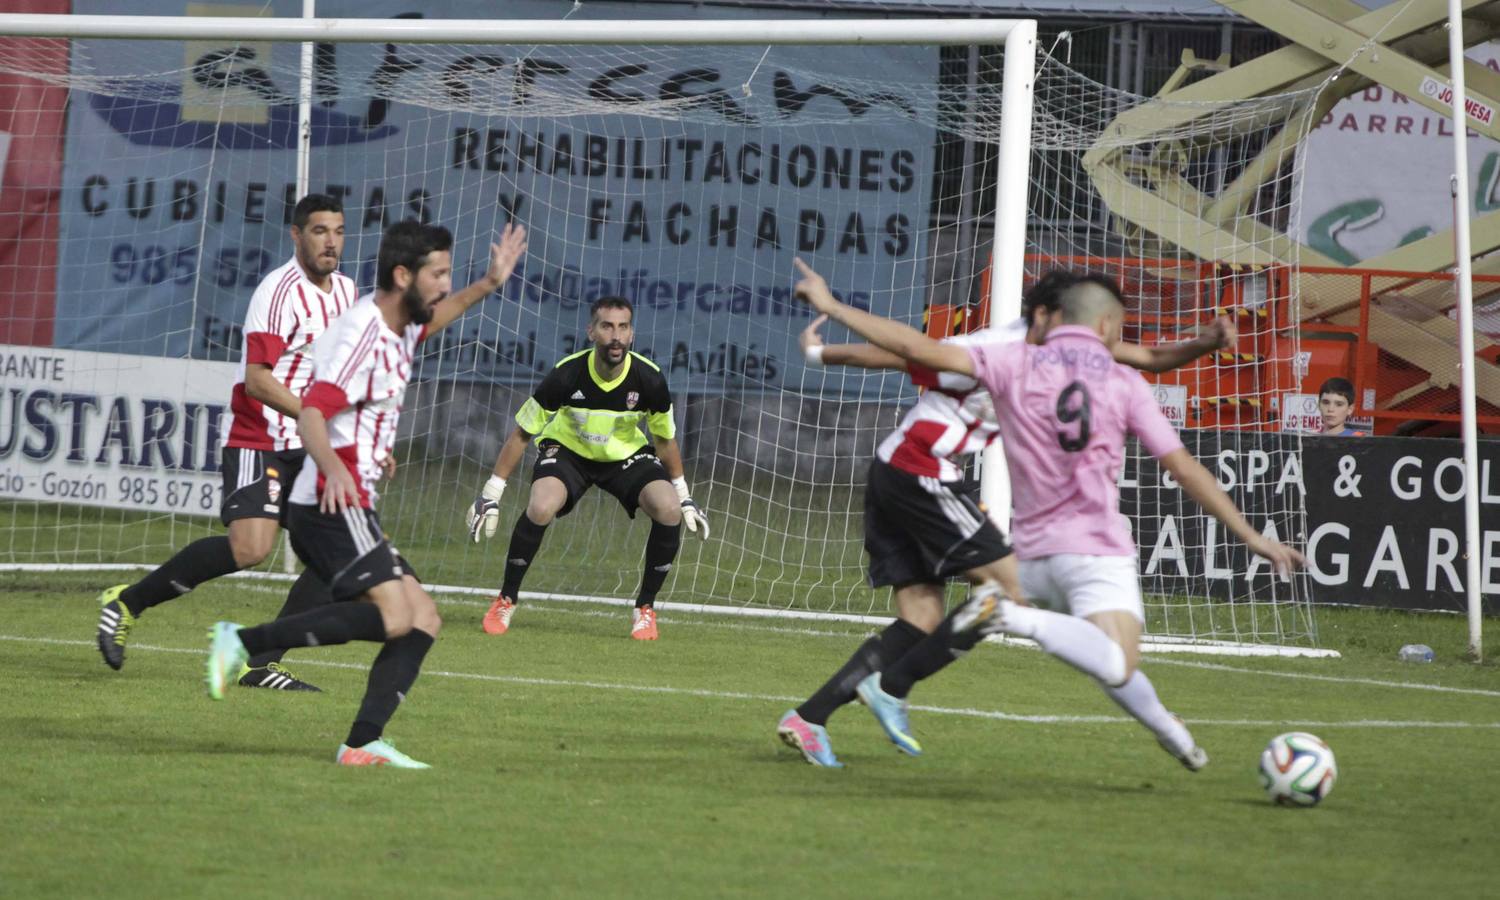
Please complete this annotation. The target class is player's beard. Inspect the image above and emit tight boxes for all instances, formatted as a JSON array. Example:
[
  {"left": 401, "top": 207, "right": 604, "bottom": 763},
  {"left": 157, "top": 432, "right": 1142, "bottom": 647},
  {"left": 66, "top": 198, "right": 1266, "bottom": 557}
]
[
  {"left": 300, "top": 248, "right": 340, "bottom": 280},
  {"left": 404, "top": 282, "right": 440, "bottom": 325},
  {"left": 598, "top": 340, "right": 627, "bottom": 363}
]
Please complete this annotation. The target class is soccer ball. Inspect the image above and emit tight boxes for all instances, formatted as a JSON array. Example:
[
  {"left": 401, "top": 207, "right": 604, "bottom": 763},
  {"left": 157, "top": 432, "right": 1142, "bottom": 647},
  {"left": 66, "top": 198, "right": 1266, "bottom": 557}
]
[{"left": 1258, "top": 732, "right": 1337, "bottom": 807}]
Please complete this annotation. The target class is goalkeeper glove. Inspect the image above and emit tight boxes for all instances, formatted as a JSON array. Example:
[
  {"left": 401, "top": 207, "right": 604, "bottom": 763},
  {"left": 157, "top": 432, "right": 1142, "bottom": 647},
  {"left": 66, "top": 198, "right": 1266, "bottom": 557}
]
[
  {"left": 467, "top": 474, "right": 506, "bottom": 542},
  {"left": 672, "top": 476, "right": 710, "bottom": 540}
]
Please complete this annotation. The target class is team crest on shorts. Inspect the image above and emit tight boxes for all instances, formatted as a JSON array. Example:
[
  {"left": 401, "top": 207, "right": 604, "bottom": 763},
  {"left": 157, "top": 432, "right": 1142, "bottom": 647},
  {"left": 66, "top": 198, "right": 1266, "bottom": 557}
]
[
  {"left": 266, "top": 478, "right": 281, "bottom": 504},
  {"left": 626, "top": 391, "right": 639, "bottom": 410},
  {"left": 544, "top": 444, "right": 559, "bottom": 458}
]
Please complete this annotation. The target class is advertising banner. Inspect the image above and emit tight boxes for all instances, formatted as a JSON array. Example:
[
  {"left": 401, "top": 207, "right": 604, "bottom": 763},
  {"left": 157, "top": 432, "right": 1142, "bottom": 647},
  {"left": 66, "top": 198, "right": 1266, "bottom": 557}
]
[
  {"left": 1280, "top": 393, "right": 1324, "bottom": 434},
  {"left": 1124, "top": 429, "right": 1306, "bottom": 603},
  {"left": 0, "top": 344, "right": 234, "bottom": 516},
  {"left": 56, "top": 0, "right": 939, "bottom": 397},
  {"left": 1280, "top": 393, "right": 1371, "bottom": 435},
  {"left": 1152, "top": 383, "right": 1187, "bottom": 428},
  {"left": 1122, "top": 430, "right": 1500, "bottom": 613},
  {"left": 1300, "top": 40, "right": 1500, "bottom": 295},
  {"left": 1302, "top": 435, "right": 1500, "bottom": 612}
]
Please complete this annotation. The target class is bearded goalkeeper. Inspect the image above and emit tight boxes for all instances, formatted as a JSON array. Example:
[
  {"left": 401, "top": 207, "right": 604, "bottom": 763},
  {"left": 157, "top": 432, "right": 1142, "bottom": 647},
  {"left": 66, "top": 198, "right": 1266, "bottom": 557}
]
[{"left": 467, "top": 296, "right": 708, "bottom": 640}]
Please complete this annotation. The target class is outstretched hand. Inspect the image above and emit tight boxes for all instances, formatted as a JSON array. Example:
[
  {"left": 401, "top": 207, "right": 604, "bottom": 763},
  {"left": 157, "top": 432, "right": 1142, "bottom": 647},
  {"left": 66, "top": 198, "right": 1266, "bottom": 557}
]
[
  {"left": 484, "top": 222, "right": 529, "bottom": 290},
  {"left": 800, "top": 314, "right": 829, "bottom": 355},
  {"left": 1205, "top": 314, "right": 1237, "bottom": 351},
  {"left": 1247, "top": 536, "right": 1306, "bottom": 578},
  {"left": 793, "top": 258, "right": 839, "bottom": 314}
]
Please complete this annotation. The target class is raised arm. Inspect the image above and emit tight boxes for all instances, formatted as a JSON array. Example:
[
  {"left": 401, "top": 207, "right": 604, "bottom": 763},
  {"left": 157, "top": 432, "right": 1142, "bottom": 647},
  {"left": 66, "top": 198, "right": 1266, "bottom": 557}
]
[
  {"left": 426, "top": 222, "right": 528, "bottom": 334},
  {"left": 801, "top": 314, "right": 909, "bottom": 371},
  {"left": 793, "top": 259, "right": 973, "bottom": 376},
  {"left": 1113, "top": 315, "right": 1236, "bottom": 374}
]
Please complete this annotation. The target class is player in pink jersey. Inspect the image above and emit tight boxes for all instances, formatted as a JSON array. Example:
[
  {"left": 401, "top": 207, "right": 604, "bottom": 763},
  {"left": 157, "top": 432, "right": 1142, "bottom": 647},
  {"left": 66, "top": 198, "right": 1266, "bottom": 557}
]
[
  {"left": 204, "top": 218, "right": 528, "bottom": 768},
  {"left": 95, "top": 194, "right": 353, "bottom": 691},
  {"left": 794, "top": 260, "right": 1304, "bottom": 771},
  {"left": 778, "top": 268, "right": 1236, "bottom": 766}
]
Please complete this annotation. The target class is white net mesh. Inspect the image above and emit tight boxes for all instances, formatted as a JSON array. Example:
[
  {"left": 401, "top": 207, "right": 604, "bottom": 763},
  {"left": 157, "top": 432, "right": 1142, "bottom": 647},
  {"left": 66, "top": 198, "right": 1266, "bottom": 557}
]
[
  {"left": 1028, "top": 55, "right": 1322, "bottom": 644},
  {"left": 0, "top": 21, "right": 1321, "bottom": 645}
]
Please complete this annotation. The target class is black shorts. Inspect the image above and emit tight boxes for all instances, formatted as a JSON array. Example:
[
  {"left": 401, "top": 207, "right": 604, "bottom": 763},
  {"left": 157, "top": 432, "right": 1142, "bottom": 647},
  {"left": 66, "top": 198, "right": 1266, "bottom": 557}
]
[
  {"left": 530, "top": 439, "right": 670, "bottom": 519},
  {"left": 219, "top": 447, "right": 306, "bottom": 527},
  {"left": 285, "top": 503, "right": 418, "bottom": 602},
  {"left": 863, "top": 458, "right": 1012, "bottom": 589}
]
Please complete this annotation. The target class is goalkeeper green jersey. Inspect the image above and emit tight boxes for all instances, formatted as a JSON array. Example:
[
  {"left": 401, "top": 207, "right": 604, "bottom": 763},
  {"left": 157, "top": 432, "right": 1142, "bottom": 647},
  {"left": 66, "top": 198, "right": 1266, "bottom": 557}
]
[{"left": 515, "top": 348, "right": 676, "bottom": 461}]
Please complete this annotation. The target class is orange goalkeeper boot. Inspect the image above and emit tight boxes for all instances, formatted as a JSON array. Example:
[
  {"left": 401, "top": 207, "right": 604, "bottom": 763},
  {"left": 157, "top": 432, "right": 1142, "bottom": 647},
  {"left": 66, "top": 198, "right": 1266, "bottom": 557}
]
[
  {"left": 630, "top": 605, "right": 659, "bottom": 641},
  {"left": 481, "top": 595, "right": 516, "bottom": 635}
]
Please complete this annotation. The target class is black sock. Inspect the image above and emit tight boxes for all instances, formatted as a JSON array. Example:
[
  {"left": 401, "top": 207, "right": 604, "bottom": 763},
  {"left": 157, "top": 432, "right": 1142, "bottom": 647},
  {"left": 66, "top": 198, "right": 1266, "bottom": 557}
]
[
  {"left": 346, "top": 629, "right": 436, "bottom": 748},
  {"left": 119, "top": 536, "right": 240, "bottom": 616},
  {"left": 246, "top": 569, "right": 332, "bottom": 668},
  {"left": 796, "top": 619, "right": 926, "bottom": 725},
  {"left": 879, "top": 612, "right": 986, "bottom": 699},
  {"left": 636, "top": 520, "right": 682, "bottom": 608},
  {"left": 236, "top": 602, "right": 385, "bottom": 658},
  {"left": 501, "top": 514, "right": 548, "bottom": 600}
]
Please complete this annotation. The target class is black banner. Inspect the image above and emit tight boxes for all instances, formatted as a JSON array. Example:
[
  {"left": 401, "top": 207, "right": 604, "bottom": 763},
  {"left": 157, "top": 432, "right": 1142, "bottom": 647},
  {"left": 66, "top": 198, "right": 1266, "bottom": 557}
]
[
  {"left": 1122, "top": 431, "right": 1500, "bottom": 614},
  {"left": 1301, "top": 434, "right": 1500, "bottom": 612},
  {"left": 1124, "top": 430, "right": 1306, "bottom": 605}
]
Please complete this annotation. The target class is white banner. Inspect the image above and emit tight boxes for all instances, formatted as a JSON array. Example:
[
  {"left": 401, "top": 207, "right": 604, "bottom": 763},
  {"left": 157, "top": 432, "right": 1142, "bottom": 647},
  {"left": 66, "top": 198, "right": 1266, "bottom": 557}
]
[
  {"left": 1281, "top": 392, "right": 1372, "bottom": 434},
  {"left": 0, "top": 344, "right": 236, "bottom": 515},
  {"left": 1300, "top": 43, "right": 1500, "bottom": 269},
  {"left": 1152, "top": 383, "right": 1187, "bottom": 427},
  {"left": 1281, "top": 392, "right": 1323, "bottom": 434}
]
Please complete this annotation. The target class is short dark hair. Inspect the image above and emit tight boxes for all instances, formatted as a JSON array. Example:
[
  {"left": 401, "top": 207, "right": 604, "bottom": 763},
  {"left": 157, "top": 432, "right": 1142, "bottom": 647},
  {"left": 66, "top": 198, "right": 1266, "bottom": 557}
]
[
  {"left": 292, "top": 193, "right": 343, "bottom": 230},
  {"left": 1022, "top": 271, "right": 1072, "bottom": 321},
  {"left": 376, "top": 220, "right": 453, "bottom": 291},
  {"left": 1023, "top": 271, "right": 1125, "bottom": 322},
  {"left": 590, "top": 295, "right": 633, "bottom": 322},
  {"left": 1319, "top": 377, "right": 1355, "bottom": 404}
]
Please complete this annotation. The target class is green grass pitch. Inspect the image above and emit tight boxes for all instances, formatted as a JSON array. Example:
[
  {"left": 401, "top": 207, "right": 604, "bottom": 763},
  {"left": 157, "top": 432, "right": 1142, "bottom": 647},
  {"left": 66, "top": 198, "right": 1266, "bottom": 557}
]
[{"left": 3, "top": 568, "right": 1498, "bottom": 898}]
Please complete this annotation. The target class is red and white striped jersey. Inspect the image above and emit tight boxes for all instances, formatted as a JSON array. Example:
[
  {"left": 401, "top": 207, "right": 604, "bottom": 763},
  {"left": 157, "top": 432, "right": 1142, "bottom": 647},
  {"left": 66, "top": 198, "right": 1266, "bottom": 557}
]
[
  {"left": 224, "top": 256, "right": 357, "bottom": 451},
  {"left": 291, "top": 296, "right": 426, "bottom": 509},
  {"left": 875, "top": 317, "right": 1026, "bottom": 482}
]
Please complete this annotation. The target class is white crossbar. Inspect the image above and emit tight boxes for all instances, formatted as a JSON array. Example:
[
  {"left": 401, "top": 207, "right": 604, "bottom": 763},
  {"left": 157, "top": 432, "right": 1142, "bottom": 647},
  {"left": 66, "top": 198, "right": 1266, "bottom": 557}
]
[{"left": 0, "top": 14, "right": 1023, "bottom": 45}]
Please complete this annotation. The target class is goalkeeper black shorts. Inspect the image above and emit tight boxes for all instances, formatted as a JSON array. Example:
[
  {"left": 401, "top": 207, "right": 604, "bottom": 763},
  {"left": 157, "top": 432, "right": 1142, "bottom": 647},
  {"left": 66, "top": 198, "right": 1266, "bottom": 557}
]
[
  {"left": 863, "top": 458, "right": 1012, "bottom": 588},
  {"left": 530, "top": 440, "right": 669, "bottom": 519}
]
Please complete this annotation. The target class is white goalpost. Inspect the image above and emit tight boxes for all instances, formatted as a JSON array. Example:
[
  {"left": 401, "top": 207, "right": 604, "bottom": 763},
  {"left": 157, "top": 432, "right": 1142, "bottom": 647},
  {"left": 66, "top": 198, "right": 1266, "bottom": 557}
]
[{"left": 0, "top": 9, "right": 1330, "bottom": 656}]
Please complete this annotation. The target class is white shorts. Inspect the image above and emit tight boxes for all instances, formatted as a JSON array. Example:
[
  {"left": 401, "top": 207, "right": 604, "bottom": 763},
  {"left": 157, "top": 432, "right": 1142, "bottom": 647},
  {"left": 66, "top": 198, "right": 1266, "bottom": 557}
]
[{"left": 1018, "top": 554, "right": 1144, "bottom": 622}]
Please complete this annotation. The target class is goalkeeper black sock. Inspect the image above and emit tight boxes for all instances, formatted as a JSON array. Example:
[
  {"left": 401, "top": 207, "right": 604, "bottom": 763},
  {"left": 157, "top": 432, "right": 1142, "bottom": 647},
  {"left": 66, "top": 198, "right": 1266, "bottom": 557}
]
[
  {"left": 636, "top": 520, "right": 682, "bottom": 607},
  {"left": 246, "top": 568, "right": 332, "bottom": 668},
  {"left": 878, "top": 612, "right": 987, "bottom": 700},
  {"left": 347, "top": 628, "right": 435, "bottom": 748},
  {"left": 796, "top": 618, "right": 926, "bottom": 725},
  {"left": 237, "top": 602, "right": 386, "bottom": 657},
  {"left": 119, "top": 536, "right": 240, "bottom": 616},
  {"left": 501, "top": 514, "right": 548, "bottom": 600}
]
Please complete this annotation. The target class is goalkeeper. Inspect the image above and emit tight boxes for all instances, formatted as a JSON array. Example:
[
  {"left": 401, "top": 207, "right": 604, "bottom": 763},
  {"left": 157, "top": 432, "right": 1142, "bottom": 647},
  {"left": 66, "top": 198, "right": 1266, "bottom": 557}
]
[{"left": 466, "top": 296, "right": 708, "bottom": 641}]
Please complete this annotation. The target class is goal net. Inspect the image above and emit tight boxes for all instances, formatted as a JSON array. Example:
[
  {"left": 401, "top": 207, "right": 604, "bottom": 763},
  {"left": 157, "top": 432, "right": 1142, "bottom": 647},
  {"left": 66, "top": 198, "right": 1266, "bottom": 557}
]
[{"left": 0, "top": 9, "right": 1321, "bottom": 649}]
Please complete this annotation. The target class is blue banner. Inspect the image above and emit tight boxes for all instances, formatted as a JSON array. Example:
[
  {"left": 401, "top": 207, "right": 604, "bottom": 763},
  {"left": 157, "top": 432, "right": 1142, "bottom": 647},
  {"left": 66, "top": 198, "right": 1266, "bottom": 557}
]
[{"left": 57, "top": 0, "right": 940, "bottom": 397}]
